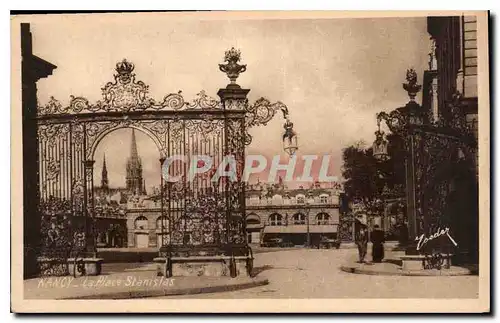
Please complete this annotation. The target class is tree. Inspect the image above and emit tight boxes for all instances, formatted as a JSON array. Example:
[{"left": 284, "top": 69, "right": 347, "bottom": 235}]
[{"left": 341, "top": 135, "right": 406, "bottom": 216}]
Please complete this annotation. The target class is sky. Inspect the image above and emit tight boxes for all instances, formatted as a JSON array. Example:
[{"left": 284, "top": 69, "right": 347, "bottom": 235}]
[{"left": 30, "top": 13, "right": 431, "bottom": 192}]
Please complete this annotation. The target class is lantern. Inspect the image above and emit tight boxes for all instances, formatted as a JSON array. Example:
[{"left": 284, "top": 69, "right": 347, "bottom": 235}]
[
  {"left": 372, "top": 124, "right": 389, "bottom": 161},
  {"left": 283, "top": 120, "right": 298, "bottom": 156}
]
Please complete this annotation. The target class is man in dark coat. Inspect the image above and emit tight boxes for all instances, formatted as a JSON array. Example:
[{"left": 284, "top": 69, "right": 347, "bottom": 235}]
[
  {"left": 355, "top": 226, "right": 368, "bottom": 263},
  {"left": 371, "top": 224, "right": 385, "bottom": 263}
]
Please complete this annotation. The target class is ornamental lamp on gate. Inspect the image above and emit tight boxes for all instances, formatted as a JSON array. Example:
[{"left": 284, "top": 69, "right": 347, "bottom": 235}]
[
  {"left": 280, "top": 105, "right": 298, "bottom": 156},
  {"left": 372, "top": 120, "right": 389, "bottom": 161},
  {"left": 283, "top": 119, "right": 298, "bottom": 156}
]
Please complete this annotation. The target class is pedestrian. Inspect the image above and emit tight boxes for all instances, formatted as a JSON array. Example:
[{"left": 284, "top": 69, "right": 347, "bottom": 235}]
[
  {"left": 355, "top": 227, "right": 368, "bottom": 263},
  {"left": 371, "top": 224, "right": 385, "bottom": 263}
]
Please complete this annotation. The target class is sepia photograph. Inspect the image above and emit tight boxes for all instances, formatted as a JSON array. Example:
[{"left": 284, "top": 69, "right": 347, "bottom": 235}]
[{"left": 10, "top": 10, "right": 490, "bottom": 313}]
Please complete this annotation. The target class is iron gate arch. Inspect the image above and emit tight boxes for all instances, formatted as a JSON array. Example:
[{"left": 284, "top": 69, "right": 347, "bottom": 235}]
[{"left": 35, "top": 51, "right": 291, "bottom": 276}]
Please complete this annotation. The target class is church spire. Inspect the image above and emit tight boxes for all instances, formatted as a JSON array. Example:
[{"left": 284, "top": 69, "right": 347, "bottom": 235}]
[
  {"left": 126, "top": 128, "right": 144, "bottom": 195},
  {"left": 101, "top": 153, "right": 109, "bottom": 190},
  {"left": 130, "top": 128, "right": 138, "bottom": 160}
]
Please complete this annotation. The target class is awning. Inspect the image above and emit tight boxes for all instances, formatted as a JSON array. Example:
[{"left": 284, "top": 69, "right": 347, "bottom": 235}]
[{"left": 263, "top": 225, "right": 337, "bottom": 234}]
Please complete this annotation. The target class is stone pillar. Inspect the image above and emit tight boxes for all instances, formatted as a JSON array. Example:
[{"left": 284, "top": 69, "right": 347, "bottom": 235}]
[{"left": 21, "top": 23, "right": 56, "bottom": 278}]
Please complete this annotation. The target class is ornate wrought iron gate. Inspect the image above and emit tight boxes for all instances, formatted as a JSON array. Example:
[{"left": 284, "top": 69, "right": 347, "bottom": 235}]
[
  {"left": 35, "top": 49, "right": 290, "bottom": 276},
  {"left": 410, "top": 117, "right": 478, "bottom": 262},
  {"left": 377, "top": 71, "right": 478, "bottom": 263}
]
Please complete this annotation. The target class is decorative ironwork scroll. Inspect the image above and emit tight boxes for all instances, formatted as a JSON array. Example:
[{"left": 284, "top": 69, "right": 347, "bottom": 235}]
[
  {"left": 244, "top": 98, "right": 289, "bottom": 145},
  {"left": 38, "top": 60, "right": 223, "bottom": 116}
]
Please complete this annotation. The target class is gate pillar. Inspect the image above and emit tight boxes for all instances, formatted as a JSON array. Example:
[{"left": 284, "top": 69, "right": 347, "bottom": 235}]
[
  {"left": 218, "top": 86, "right": 250, "bottom": 251},
  {"left": 83, "top": 160, "right": 97, "bottom": 257}
]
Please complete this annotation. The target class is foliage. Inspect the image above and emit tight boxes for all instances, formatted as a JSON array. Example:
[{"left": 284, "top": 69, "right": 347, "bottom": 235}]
[{"left": 341, "top": 135, "right": 406, "bottom": 216}]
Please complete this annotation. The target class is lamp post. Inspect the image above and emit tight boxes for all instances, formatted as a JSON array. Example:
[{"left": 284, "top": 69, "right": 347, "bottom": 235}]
[
  {"left": 373, "top": 69, "right": 429, "bottom": 255},
  {"left": 305, "top": 190, "right": 314, "bottom": 247}
]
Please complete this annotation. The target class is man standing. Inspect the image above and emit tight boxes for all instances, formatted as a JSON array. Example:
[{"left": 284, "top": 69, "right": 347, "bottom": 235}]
[
  {"left": 371, "top": 224, "right": 385, "bottom": 263},
  {"left": 355, "top": 227, "right": 368, "bottom": 263}
]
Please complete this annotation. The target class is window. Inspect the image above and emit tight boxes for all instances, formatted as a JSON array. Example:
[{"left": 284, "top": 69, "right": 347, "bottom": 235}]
[
  {"left": 134, "top": 216, "right": 148, "bottom": 229},
  {"left": 272, "top": 194, "right": 283, "bottom": 205},
  {"left": 156, "top": 216, "right": 168, "bottom": 230},
  {"left": 269, "top": 213, "right": 283, "bottom": 226},
  {"left": 293, "top": 213, "right": 306, "bottom": 225},
  {"left": 296, "top": 195, "right": 305, "bottom": 204},
  {"left": 320, "top": 195, "right": 328, "bottom": 204},
  {"left": 316, "top": 213, "right": 330, "bottom": 225},
  {"left": 246, "top": 213, "right": 261, "bottom": 225}
]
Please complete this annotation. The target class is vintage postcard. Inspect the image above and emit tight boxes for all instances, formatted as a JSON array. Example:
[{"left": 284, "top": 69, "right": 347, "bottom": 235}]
[{"left": 11, "top": 11, "right": 490, "bottom": 313}]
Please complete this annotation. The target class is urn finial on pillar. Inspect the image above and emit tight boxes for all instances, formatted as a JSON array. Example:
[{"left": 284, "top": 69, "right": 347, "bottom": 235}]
[{"left": 219, "top": 47, "right": 247, "bottom": 89}]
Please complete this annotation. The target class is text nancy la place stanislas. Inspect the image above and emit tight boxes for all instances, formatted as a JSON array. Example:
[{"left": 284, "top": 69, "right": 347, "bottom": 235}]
[{"left": 37, "top": 276, "right": 176, "bottom": 289}]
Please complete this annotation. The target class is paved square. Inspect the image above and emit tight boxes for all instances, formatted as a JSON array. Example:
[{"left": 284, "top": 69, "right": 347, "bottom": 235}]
[{"left": 162, "top": 248, "right": 479, "bottom": 299}]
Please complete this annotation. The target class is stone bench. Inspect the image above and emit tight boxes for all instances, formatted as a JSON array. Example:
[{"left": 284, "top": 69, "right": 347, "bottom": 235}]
[
  {"left": 67, "top": 257, "right": 104, "bottom": 276},
  {"left": 154, "top": 255, "right": 252, "bottom": 278},
  {"left": 400, "top": 253, "right": 453, "bottom": 271},
  {"left": 156, "top": 244, "right": 254, "bottom": 278},
  {"left": 37, "top": 257, "right": 103, "bottom": 276}
]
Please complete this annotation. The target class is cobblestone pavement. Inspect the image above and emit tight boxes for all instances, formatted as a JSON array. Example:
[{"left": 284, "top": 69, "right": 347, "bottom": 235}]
[{"left": 161, "top": 248, "right": 479, "bottom": 299}]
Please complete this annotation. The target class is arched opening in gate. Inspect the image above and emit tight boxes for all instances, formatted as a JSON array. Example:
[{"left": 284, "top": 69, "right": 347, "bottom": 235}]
[{"left": 92, "top": 126, "right": 164, "bottom": 249}]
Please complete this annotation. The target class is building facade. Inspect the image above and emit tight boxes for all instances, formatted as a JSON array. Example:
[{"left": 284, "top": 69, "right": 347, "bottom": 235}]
[
  {"left": 125, "top": 197, "right": 163, "bottom": 248},
  {"left": 245, "top": 180, "right": 340, "bottom": 246},
  {"left": 423, "top": 15, "right": 479, "bottom": 263},
  {"left": 425, "top": 15, "right": 478, "bottom": 132}
]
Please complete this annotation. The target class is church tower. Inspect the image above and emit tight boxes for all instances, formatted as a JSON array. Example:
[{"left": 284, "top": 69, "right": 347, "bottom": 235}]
[
  {"left": 101, "top": 153, "right": 109, "bottom": 191},
  {"left": 126, "top": 129, "right": 144, "bottom": 195}
]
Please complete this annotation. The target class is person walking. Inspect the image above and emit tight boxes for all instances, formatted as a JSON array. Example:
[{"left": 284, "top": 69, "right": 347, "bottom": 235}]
[
  {"left": 371, "top": 224, "right": 386, "bottom": 263},
  {"left": 355, "top": 227, "right": 368, "bottom": 263}
]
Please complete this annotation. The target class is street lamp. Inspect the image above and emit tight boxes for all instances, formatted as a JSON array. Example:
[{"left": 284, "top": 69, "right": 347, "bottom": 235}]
[
  {"left": 305, "top": 190, "right": 314, "bottom": 247},
  {"left": 372, "top": 120, "right": 389, "bottom": 161},
  {"left": 281, "top": 107, "right": 298, "bottom": 156},
  {"left": 283, "top": 120, "right": 298, "bottom": 156}
]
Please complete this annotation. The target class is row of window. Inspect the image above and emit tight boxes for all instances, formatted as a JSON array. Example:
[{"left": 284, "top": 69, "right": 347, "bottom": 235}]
[
  {"left": 268, "top": 213, "right": 331, "bottom": 226},
  {"left": 134, "top": 212, "right": 334, "bottom": 230},
  {"left": 134, "top": 216, "right": 167, "bottom": 230}
]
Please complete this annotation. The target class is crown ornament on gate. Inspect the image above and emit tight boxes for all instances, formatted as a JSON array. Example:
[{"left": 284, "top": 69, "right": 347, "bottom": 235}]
[
  {"left": 115, "top": 59, "right": 135, "bottom": 84},
  {"left": 219, "top": 47, "right": 247, "bottom": 87}
]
